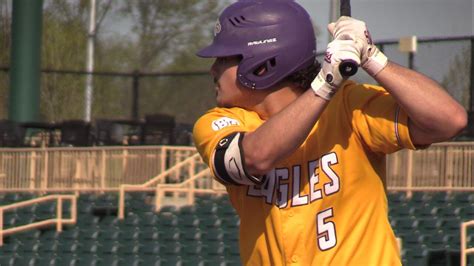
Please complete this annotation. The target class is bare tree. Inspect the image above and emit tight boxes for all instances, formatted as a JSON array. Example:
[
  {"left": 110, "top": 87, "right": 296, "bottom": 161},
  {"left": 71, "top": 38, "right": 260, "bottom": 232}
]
[{"left": 441, "top": 46, "right": 471, "bottom": 110}]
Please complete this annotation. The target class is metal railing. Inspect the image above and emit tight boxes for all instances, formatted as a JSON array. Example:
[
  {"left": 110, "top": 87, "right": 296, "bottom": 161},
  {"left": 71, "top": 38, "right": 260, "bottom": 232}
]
[
  {"left": 386, "top": 142, "right": 474, "bottom": 196},
  {"left": 117, "top": 152, "right": 224, "bottom": 219},
  {"left": 0, "top": 145, "right": 196, "bottom": 192},
  {"left": 0, "top": 194, "right": 77, "bottom": 246},
  {"left": 461, "top": 220, "right": 474, "bottom": 266}
]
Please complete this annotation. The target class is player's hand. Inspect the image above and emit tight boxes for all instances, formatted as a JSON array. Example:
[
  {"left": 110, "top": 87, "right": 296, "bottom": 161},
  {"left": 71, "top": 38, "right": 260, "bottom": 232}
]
[
  {"left": 328, "top": 17, "right": 388, "bottom": 77},
  {"left": 311, "top": 39, "right": 361, "bottom": 100}
]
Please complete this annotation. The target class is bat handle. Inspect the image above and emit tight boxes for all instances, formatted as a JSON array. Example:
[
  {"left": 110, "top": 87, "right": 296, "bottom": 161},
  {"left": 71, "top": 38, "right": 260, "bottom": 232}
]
[
  {"left": 339, "top": 0, "right": 358, "bottom": 77},
  {"left": 339, "top": 59, "right": 358, "bottom": 77}
]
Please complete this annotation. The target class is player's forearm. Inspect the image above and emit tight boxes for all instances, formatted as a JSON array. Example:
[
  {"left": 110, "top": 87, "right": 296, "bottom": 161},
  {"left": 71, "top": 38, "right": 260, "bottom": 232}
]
[
  {"left": 374, "top": 61, "right": 467, "bottom": 143},
  {"left": 242, "top": 90, "right": 328, "bottom": 175}
]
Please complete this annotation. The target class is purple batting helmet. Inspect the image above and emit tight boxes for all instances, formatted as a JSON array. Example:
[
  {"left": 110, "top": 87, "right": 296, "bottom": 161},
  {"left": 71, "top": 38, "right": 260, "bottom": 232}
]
[{"left": 197, "top": 0, "right": 317, "bottom": 90}]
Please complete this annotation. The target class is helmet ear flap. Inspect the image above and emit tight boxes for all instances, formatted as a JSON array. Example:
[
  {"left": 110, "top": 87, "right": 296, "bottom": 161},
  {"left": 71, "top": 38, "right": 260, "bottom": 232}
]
[
  {"left": 252, "top": 58, "right": 276, "bottom": 77},
  {"left": 238, "top": 57, "right": 279, "bottom": 89}
]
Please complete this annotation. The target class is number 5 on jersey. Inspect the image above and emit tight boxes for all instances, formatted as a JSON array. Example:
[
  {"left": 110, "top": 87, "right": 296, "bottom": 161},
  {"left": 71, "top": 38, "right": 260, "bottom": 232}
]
[{"left": 316, "top": 208, "right": 337, "bottom": 251}]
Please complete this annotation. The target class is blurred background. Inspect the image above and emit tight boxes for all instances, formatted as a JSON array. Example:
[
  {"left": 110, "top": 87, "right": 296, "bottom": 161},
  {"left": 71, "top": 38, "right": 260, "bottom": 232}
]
[
  {"left": 0, "top": 0, "right": 471, "bottom": 128},
  {"left": 0, "top": 1, "right": 472, "bottom": 265}
]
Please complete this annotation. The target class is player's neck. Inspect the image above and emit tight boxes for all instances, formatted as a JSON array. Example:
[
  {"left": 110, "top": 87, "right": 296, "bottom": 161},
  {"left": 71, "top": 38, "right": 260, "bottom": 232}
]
[{"left": 251, "top": 84, "right": 304, "bottom": 120}]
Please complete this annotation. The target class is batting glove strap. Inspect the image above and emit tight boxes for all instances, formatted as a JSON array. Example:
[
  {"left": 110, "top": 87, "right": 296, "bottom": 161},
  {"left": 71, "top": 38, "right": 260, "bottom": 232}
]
[
  {"left": 362, "top": 47, "right": 388, "bottom": 77},
  {"left": 311, "top": 72, "right": 337, "bottom": 100}
]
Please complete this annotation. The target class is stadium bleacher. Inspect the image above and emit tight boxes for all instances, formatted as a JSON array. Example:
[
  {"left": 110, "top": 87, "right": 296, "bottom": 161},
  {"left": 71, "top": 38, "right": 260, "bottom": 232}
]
[{"left": 0, "top": 192, "right": 473, "bottom": 265}]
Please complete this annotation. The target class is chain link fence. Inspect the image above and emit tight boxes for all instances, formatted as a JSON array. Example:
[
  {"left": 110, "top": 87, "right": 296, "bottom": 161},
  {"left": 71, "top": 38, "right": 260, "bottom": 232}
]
[{"left": 0, "top": 36, "right": 472, "bottom": 126}]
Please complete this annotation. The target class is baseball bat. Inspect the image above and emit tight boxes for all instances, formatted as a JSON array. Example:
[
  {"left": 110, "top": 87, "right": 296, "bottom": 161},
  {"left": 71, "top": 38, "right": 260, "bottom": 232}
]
[{"left": 338, "top": 0, "right": 359, "bottom": 77}]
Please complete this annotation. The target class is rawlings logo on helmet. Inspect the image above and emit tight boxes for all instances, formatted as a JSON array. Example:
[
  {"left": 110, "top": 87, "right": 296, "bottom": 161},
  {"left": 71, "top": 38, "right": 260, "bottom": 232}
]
[{"left": 247, "top": 38, "right": 277, "bottom": 46}]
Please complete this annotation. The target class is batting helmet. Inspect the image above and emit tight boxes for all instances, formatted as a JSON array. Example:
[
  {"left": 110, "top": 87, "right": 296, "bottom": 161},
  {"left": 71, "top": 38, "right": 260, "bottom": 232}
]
[{"left": 197, "top": 0, "right": 317, "bottom": 90}]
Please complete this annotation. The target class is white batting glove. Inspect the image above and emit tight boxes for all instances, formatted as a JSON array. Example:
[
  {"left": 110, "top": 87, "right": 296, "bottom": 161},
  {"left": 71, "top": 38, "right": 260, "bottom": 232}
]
[
  {"left": 311, "top": 39, "right": 361, "bottom": 100},
  {"left": 328, "top": 16, "right": 388, "bottom": 77}
]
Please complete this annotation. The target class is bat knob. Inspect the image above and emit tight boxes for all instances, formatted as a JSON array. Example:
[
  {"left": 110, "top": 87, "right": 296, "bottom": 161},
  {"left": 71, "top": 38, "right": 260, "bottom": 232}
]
[{"left": 339, "top": 59, "right": 358, "bottom": 77}]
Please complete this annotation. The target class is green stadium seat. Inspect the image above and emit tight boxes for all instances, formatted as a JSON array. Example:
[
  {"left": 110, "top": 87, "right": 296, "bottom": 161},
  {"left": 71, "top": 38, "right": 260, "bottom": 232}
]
[
  {"left": 42, "top": 257, "right": 63, "bottom": 266},
  {"left": 122, "top": 254, "right": 143, "bottom": 266},
  {"left": 59, "top": 241, "right": 81, "bottom": 254},
  {"left": 198, "top": 214, "right": 222, "bottom": 229},
  {"left": 82, "top": 229, "right": 100, "bottom": 241},
  {"left": 142, "top": 243, "right": 161, "bottom": 255},
  {"left": 428, "top": 192, "right": 450, "bottom": 204},
  {"left": 202, "top": 228, "right": 224, "bottom": 242},
  {"left": 18, "top": 241, "right": 40, "bottom": 255},
  {"left": 196, "top": 203, "right": 218, "bottom": 217},
  {"left": 10, "top": 257, "right": 39, "bottom": 266},
  {"left": 409, "top": 191, "right": 430, "bottom": 205},
  {"left": 179, "top": 216, "right": 200, "bottom": 229},
  {"left": 436, "top": 203, "right": 458, "bottom": 218},
  {"left": 412, "top": 203, "right": 439, "bottom": 219},
  {"left": 159, "top": 205, "right": 178, "bottom": 213},
  {"left": 141, "top": 230, "right": 160, "bottom": 242},
  {"left": 415, "top": 219, "right": 442, "bottom": 235},
  {"left": 179, "top": 205, "right": 198, "bottom": 216},
  {"left": 221, "top": 216, "right": 240, "bottom": 229},
  {"left": 99, "top": 215, "right": 121, "bottom": 227},
  {"left": 216, "top": 203, "right": 236, "bottom": 217},
  {"left": 225, "top": 241, "right": 241, "bottom": 258},
  {"left": 425, "top": 233, "right": 450, "bottom": 249},
  {"left": 119, "top": 241, "right": 142, "bottom": 255},
  {"left": 444, "top": 234, "right": 460, "bottom": 250},
  {"left": 81, "top": 243, "right": 100, "bottom": 255},
  {"left": 159, "top": 228, "right": 180, "bottom": 241},
  {"left": 458, "top": 205, "right": 474, "bottom": 221},
  {"left": 0, "top": 242, "right": 20, "bottom": 257},
  {"left": 14, "top": 229, "right": 42, "bottom": 242},
  {"left": 452, "top": 192, "right": 474, "bottom": 205},
  {"left": 99, "top": 241, "right": 121, "bottom": 255},
  {"left": 161, "top": 256, "right": 184, "bottom": 266},
  {"left": 393, "top": 217, "right": 417, "bottom": 234},
  {"left": 441, "top": 218, "right": 462, "bottom": 235},
  {"left": 399, "top": 231, "right": 423, "bottom": 246},
  {"left": 101, "top": 228, "right": 121, "bottom": 241},
  {"left": 120, "top": 229, "right": 141, "bottom": 242},
  {"left": 39, "top": 240, "right": 60, "bottom": 254},
  {"left": 202, "top": 255, "right": 228, "bottom": 265},
  {"left": 41, "top": 230, "right": 62, "bottom": 241},
  {"left": 224, "top": 231, "right": 240, "bottom": 243},
  {"left": 161, "top": 242, "right": 182, "bottom": 256},
  {"left": 467, "top": 235, "right": 474, "bottom": 248},
  {"left": 140, "top": 212, "right": 159, "bottom": 226},
  {"left": 202, "top": 241, "right": 226, "bottom": 256},
  {"left": 181, "top": 241, "right": 203, "bottom": 257},
  {"left": 77, "top": 215, "right": 101, "bottom": 226},
  {"left": 389, "top": 204, "right": 414, "bottom": 219},
  {"left": 60, "top": 227, "right": 81, "bottom": 240},
  {"left": 100, "top": 255, "right": 123, "bottom": 266},
  {"left": 387, "top": 192, "right": 407, "bottom": 204},
  {"left": 181, "top": 228, "right": 202, "bottom": 242},
  {"left": 402, "top": 247, "right": 429, "bottom": 266},
  {"left": 157, "top": 212, "right": 178, "bottom": 227}
]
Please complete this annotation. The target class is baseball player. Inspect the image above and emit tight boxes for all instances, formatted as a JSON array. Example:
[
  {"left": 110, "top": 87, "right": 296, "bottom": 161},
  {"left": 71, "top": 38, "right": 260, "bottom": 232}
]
[{"left": 192, "top": 0, "right": 467, "bottom": 265}]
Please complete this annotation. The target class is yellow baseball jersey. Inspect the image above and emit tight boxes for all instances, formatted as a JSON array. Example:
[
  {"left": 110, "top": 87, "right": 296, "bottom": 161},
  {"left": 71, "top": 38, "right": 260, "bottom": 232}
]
[{"left": 193, "top": 81, "right": 415, "bottom": 265}]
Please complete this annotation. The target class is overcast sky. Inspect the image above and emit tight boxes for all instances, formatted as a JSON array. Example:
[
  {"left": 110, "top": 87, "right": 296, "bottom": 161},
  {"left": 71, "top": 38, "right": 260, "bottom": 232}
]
[{"left": 297, "top": 0, "right": 473, "bottom": 51}]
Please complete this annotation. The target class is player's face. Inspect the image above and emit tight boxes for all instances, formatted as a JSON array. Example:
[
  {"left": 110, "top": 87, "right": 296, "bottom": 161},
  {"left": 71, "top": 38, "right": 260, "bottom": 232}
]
[{"left": 210, "top": 56, "right": 251, "bottom": 107}]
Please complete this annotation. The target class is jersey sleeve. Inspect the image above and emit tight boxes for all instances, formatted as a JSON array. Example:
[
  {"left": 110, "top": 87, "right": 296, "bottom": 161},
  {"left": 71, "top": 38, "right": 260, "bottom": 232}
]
[
  {"left": 343, "top": 82, "right": 416, "bottom": 154},
  {"left": 193, "top": 107, "right": 252, "bottom": 178}
]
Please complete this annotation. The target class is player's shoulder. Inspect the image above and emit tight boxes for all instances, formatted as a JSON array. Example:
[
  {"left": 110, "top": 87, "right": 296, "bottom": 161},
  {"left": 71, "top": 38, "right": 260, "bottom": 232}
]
[{"left": 193, "top": 107, "right": 259, "bottom": 136}]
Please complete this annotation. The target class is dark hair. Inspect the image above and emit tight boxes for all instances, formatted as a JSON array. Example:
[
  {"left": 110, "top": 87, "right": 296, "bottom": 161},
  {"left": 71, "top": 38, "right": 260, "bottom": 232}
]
[{"left": 286, "top": 59, "right": 321, "bottom": 90}]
